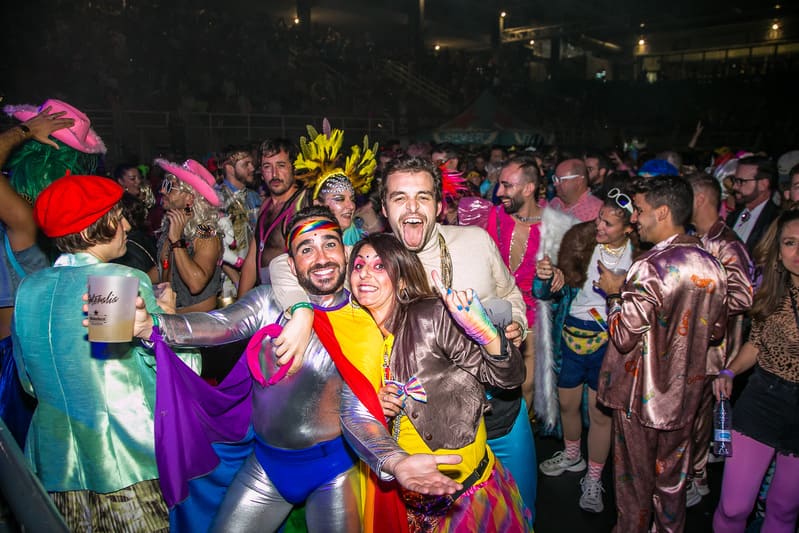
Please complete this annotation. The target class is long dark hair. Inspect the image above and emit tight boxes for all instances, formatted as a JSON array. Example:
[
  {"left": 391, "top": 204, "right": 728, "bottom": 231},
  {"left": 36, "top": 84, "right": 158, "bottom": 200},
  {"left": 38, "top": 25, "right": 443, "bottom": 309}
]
[
  {"left": 349, "top": 233, "right": 433, "bottom": 324},
  {"left": 751, "top": 208, "right": 799, "bottom": 320}
]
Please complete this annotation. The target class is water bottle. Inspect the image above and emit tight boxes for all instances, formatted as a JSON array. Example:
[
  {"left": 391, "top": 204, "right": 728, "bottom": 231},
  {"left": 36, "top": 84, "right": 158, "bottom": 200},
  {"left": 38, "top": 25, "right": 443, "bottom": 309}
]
[{"left": 713, "top": 393, "right": 733, "bottom": 457}]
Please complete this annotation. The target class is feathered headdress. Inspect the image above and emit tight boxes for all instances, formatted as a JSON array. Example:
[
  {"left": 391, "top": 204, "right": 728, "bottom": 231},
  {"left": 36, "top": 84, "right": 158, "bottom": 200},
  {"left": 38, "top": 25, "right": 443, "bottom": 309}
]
[
  {"left": 294, "top": 118, "right": 378, "bottom": 200},
  {"left": 439, "top": 165, "right": 468, "bottom": 204}
]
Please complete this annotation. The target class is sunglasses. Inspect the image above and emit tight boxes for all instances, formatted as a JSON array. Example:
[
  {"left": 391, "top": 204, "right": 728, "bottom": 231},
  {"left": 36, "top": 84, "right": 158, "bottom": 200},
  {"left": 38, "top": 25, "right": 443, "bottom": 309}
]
[
  {"left": 607, "top": 188, "right": 634, "bottom": 214},
  {"left": 161, "top": 177, "right": 180, "bottom": 194},
  {"left": 552, "top": 173, "right": 581, "bottom": 184}
]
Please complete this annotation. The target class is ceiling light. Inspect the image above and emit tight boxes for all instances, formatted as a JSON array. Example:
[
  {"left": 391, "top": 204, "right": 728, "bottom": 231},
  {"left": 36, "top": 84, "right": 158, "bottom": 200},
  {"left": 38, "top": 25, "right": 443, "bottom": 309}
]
[{"left": 638, "top": 38, "right": 646, "bottom": 46}]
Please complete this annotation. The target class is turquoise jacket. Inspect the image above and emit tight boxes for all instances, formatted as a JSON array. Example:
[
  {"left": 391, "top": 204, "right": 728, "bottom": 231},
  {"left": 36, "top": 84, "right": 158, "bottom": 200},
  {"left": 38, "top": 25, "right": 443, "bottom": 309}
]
[{"left": 12, "top": 253, "right": 201, "bottom": 493}]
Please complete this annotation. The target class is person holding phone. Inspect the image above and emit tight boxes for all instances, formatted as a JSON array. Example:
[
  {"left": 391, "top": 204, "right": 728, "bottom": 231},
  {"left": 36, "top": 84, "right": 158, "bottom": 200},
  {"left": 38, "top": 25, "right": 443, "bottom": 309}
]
[{"left": 155, "top": 158, "right": 223, "bottom": 313}]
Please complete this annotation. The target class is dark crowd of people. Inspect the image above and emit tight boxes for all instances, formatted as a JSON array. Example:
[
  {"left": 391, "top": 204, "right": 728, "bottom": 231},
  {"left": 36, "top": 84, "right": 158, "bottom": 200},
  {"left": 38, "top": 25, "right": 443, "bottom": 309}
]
[{"left": 1, "top": 98, "right": 798, "bottom": 533}]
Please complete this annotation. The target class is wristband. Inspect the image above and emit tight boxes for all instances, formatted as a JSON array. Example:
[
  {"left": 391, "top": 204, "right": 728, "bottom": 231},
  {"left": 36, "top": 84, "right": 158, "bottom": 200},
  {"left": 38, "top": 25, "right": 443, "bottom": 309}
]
[
  {"left": 170, "top": 239, "right": 187, "bottom": 250},
  {"left": 718, "top": 368, "right": 735, "bottom": 380},
  {"left": 605, "top": 293, "right": 621, "bottom": 303},
  {"left": 289, "top": 302, "right": 313, "bottom": 315},
  {"left": 234, "top": 256, "right": 245, "bottom": 269},
  {"left": 17, "top": 124, "right": 31, "bottom": 137},
  {"left": 151, "top": 313, "right": 161, "bottom": 329}
]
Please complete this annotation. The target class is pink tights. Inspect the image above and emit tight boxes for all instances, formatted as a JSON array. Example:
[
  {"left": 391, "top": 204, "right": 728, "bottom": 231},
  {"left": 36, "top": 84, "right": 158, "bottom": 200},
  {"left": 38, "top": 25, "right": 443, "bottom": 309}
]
[{"left": 713, "top": 431, "right": 799, "bottom": 532}]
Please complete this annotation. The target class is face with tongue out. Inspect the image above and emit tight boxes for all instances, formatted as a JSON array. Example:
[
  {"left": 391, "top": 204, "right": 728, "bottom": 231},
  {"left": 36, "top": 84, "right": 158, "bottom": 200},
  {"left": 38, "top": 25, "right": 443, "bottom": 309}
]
[{"left": 382, "top": 170, "right": 442, "bottom": 252}]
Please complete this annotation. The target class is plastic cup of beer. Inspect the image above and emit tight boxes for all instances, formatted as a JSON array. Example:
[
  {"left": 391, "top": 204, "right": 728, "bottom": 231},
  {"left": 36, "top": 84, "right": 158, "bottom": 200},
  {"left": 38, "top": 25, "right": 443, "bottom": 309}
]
[{"left": 87, "top": 275, "right": 139, "bottom": 342}]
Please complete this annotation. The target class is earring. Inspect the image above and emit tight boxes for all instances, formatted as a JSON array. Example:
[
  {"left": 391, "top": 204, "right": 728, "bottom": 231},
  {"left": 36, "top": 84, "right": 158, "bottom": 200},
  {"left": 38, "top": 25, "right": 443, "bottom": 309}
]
[{"left": 348, "top": 292, "right": 361, "bottom": 309}]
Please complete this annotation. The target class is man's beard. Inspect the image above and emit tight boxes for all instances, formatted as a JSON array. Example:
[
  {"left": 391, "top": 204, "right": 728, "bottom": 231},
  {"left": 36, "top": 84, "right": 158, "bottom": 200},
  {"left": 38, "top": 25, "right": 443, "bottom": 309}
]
[
  {"left": 237, "top": 169, "right": 255, "bottom": 188},
  {"left": 499, "top": 195, "right": 523, "bottom": 214},
  {"left": 734, "top": 189, "right": 759, "bottom": 206},
  {"left": 297, "top": 262, "right": 346, "bottom": 295}
]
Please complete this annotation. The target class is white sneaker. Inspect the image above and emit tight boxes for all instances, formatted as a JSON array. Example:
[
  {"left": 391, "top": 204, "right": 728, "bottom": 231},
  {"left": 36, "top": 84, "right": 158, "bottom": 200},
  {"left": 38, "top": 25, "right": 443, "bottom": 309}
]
[
  {"left": 579, "top": 476, "right": 605, "bottom": 513},
  {"left": 686, "top": 479, "right": 703, "bottom": 507},
  {"left": 539, "top": 450, "right": 587, "bottom": 476}
]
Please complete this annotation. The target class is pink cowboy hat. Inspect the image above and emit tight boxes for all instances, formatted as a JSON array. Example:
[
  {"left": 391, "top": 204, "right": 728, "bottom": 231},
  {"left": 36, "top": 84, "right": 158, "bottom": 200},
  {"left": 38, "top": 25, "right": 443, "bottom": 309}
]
[
  {"left": 3, "top": 99, "right": 107, "bottom": 154},
  {"left": 155, "top": 158, "right": 220, "bottom": 207}
]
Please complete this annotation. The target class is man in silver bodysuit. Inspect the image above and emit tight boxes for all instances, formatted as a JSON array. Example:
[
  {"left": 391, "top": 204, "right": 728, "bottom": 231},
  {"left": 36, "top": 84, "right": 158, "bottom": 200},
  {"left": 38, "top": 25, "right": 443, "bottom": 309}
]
[{"left": 132, "top": 206, "right": 461, "bottom": 532}]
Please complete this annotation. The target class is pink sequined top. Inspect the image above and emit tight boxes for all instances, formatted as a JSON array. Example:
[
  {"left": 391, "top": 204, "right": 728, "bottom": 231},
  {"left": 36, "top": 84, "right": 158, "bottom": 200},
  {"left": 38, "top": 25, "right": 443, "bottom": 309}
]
[{"left": 486, "top": 206, "right": 541, "bottom": 327}]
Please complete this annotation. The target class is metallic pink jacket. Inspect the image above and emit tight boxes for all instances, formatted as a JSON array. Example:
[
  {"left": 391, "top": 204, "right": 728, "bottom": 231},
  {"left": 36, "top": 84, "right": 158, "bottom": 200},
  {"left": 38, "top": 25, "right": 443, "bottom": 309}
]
[
  {"left": 597, "top": 234, "right": 728, "bottom": 430},
  {"left": 700, "top": 219, "right": 754, "bottom": 371}
]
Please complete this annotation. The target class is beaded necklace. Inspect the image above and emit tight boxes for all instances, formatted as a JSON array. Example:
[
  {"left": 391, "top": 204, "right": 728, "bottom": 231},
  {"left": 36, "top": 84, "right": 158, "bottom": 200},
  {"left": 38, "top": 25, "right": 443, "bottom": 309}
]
[
  {"left": 382, "top": 337, "right": 404, "bottom": 442},
  {"left": 598, "top": 242, "right": 627, "bottom": 270},
  {"left": 513, "top": 213, "right": 542, "bottom": 224}
]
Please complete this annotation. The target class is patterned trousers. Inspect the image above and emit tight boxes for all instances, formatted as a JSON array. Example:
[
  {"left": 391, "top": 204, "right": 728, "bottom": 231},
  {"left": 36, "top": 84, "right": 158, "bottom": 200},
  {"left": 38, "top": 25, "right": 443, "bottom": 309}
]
[
  {"left": 611, "top": 411, "right": 693, "bottom": 533},
  {"left": 50, "top": 479, "right": 168, "bottom": 533}
]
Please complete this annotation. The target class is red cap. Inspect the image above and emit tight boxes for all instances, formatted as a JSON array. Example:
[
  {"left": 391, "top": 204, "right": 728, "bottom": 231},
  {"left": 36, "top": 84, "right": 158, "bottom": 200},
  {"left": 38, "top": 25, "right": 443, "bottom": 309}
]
[{"left": 33, "top": 172, "right": 124, "bottom": 237}]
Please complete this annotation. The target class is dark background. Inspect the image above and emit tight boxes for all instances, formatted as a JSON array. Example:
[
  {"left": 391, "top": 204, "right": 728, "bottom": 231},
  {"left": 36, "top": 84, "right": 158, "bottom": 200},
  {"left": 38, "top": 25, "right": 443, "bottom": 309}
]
[{"left": 2, "top": 0, "right": 798, "bottom": 165}]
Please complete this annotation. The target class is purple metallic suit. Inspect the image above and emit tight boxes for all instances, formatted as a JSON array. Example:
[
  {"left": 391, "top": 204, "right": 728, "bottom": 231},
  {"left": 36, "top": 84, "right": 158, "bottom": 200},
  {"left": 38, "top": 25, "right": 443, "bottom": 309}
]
[
  {"left": 157, "top": 286, "right": 364, "bottom": 532},
  {"left": 597, "top": 234, "right": 728, "bottom": 532}
]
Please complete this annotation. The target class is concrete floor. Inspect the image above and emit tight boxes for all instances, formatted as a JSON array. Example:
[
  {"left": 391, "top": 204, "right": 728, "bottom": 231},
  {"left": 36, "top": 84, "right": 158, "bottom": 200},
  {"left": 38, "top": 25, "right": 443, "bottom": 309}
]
[{"left": 533, "top": 432, "right": 723, "bottom": 532}]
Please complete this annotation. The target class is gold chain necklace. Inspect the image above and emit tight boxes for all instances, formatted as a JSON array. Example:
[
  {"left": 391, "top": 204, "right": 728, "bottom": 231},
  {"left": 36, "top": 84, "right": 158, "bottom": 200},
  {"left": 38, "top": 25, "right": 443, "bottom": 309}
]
[
  {"left": 438, "top": 234, "right": 453, "bottom": 287},
  {"left": 599, "top": 243, "right": 626, "bottom": 269}
]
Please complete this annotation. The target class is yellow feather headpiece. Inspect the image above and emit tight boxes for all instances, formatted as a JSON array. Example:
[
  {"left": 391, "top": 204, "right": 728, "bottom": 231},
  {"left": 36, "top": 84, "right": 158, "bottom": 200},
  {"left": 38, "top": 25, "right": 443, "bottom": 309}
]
[{"left": 294, "top": 119, "right": 378, "bottom": 200}]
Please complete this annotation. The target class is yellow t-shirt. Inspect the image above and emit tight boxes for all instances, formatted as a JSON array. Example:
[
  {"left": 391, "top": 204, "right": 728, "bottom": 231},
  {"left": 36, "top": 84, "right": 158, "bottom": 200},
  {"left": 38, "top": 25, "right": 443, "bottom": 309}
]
[{"left": 384, "top": 334, "right": 495, "bottom": 485}]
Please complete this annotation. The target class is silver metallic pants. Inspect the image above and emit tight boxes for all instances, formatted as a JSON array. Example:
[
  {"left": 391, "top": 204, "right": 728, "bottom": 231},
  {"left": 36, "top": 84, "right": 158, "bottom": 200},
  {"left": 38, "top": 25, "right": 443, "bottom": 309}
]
[{"left": 209, "top": 453, "right": 361, "bottom": 532}]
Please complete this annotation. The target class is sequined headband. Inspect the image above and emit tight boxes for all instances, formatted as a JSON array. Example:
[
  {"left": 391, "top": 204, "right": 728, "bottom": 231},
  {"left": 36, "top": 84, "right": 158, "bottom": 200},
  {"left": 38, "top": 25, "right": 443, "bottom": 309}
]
[
  {"left": 286, "top": 218, "right": 341, "bottom": 250},
  {"left": 318, "top": 173, "right": 355, "bottom": 198}
]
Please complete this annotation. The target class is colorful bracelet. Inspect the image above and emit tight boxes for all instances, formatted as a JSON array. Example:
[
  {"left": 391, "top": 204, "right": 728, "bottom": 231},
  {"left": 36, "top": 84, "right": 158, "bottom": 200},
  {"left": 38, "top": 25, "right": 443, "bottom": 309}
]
[
  {"left": 289, "top": 302, "right": 313, "bottom": 315},
  {"left": 718, "top": 368, "right": 735, "bottom": 380}
]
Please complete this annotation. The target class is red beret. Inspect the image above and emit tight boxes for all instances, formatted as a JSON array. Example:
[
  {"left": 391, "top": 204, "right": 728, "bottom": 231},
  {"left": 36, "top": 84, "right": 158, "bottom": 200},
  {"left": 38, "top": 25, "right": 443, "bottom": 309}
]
[{"left": 33, "top": 172, "right": 124, "bottom": 237}]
